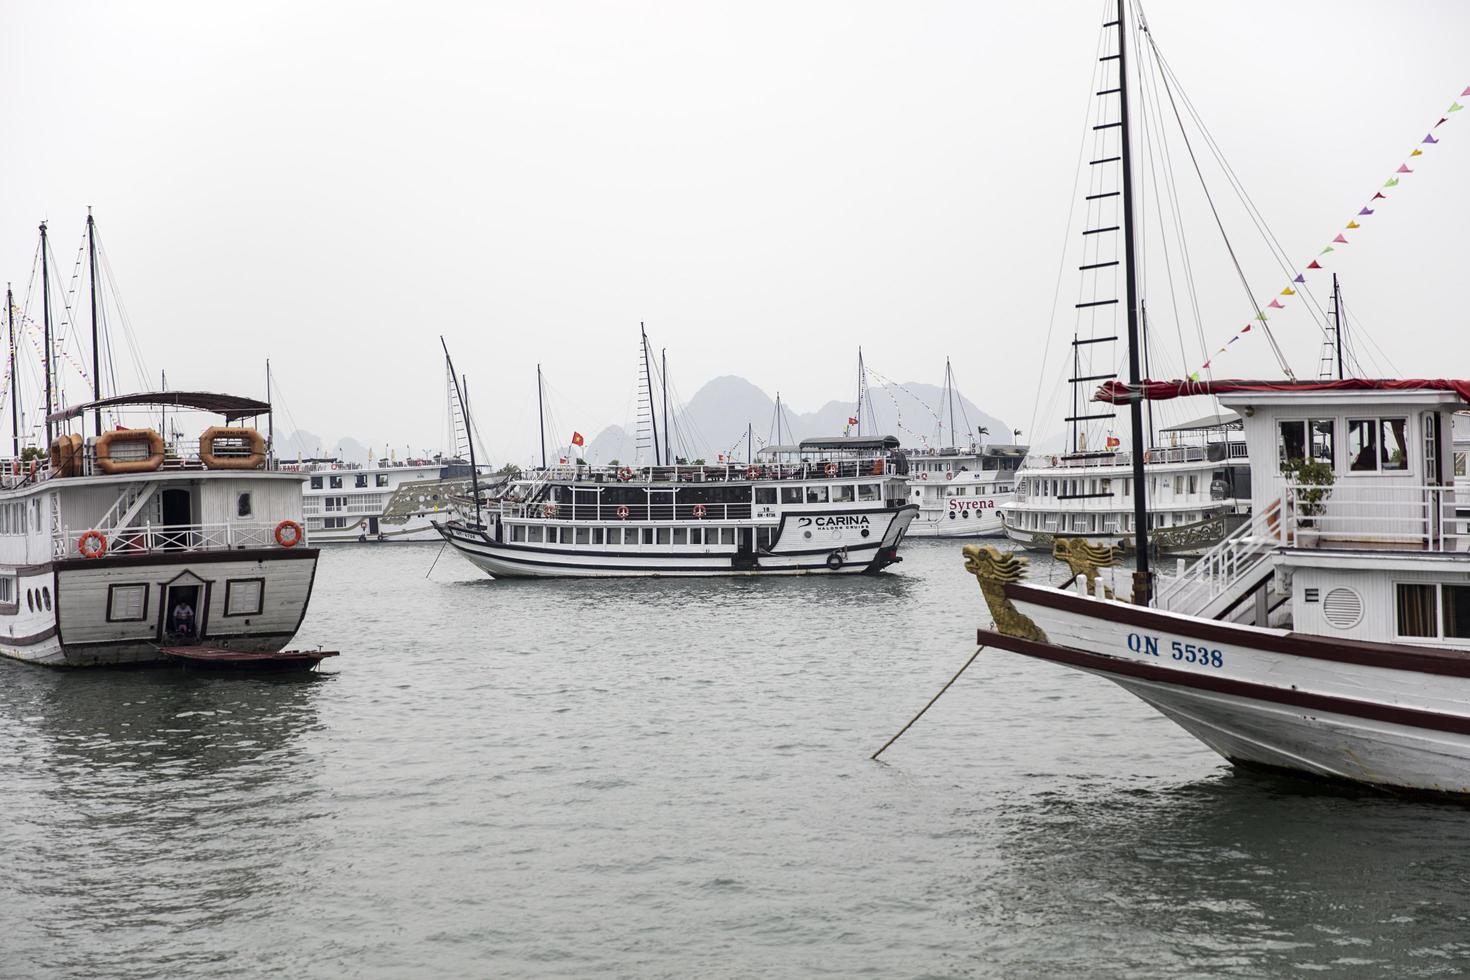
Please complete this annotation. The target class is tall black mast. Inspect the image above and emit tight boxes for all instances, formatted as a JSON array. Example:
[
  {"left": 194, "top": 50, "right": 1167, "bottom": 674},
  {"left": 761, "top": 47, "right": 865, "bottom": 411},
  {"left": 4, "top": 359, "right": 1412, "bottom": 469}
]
[
  {"left": 641, "top": 323, "right": 661, "bottom": 466},
  {"left": 40, "top": 221, "right": 53, "bottom": 447},
  {"left": 854, "top": 348, "right": 864, "bottom": 437},
  {"left": 1332, "top": 274, "right": 1345, "bottom": 380},
  {"left": 1115, "top": 0, "right": 1152, "bottom": 604},
  {"left": 87, "top": 208, "right": 101, "bottom": 438},
  {"left": 661, "top": 347, "right": 671, "bottom": 465},
  {"left": 5, "top": 283, "right": 15, "bottom": 457},
  {"left": 946, "top": 358, "right": 958, "bottom": 447},
  {"left": 440, "top": 337, "right": 482, "bottom": 528},
  {"left": 536, "top": 363, "right": 547, "bottom": 469}
]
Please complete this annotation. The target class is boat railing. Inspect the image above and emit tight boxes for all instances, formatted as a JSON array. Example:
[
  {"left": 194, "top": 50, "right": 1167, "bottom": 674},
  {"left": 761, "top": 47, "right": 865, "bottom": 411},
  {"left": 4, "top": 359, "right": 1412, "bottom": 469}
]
[
  {"left": 1024, "top": 443, "right": 1245, "bottom": 471},
  {"left": 493, "top": 501, "right": 756, "bottom": 523},
  {"left": 1154, "top": 499, "right": 1282, "bottom": 614},
  {"left": 1282, "top": 481, "right": 1470, "bottom": 552},
  {"left": 53, "top": 520, "right": 298, "bottom": 559},
  {"left": 530, "top": 458, "right": 895, "bottom": 485}
]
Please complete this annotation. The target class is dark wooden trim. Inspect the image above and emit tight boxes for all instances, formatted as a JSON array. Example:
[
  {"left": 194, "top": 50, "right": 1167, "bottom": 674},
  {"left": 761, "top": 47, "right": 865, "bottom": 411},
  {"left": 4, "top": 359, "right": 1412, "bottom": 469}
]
[
  {"left": 1006, "top": 581, "right": 1470, "bottom": 677},
  {"left": 1, "top": 624, "right": 59, "bottom": 646},
  {"left": 223, "top": 577, "right": 265, "bottom": 617},
  {"left": 105, "top": 582, "right": 151, "bottom": 623},
  {"left": 450, "top": 540, "right": 882, "bottom": 574},
  {"left": 54, "top": 546, "right": 319, "bottom": 571},
  {"left": 977, "top": 627, "right": 1470, "bottom": 736}
]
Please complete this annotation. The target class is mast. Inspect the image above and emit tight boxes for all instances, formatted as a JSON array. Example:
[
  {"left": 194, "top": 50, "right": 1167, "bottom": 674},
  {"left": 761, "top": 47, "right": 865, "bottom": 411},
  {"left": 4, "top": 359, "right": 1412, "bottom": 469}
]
[
  {"left": 40, "top": 221, "right": 53, "bottom": 447},
  {"left": 536, "top": 363, "right": 547, "bottom": 469},
  {"left": 1115, "top": 0, "right": 1152, "bottom": 604},
  {"left": 5, "top": 283, "right": 15, "bottom": 457},
  {"left": 87, "top": 208, "right": 101, "bottom": 438},
  {"left": 854, "top": 348, "right": 864, "bottom": 437},
  {"left": 747, "top": 421, "right": 752, "bottom": 464},
  {"left": 661, "top": 347, "right": 671, "bottom": 464},
  {"left": 641, "top": 323, "right": 660, "bottom": 466},
  {"left": 266, "top": 359, "right": 274, "bottom": 460},
  {"left": 1332, "top": 274, "right": 1345, "bottom": 380},
  {"left": 440, "top": 337, "right": 482, "bottom": 528},
  {"left": 776, "top": 392, "right": 784, "bottom": 446},
  {"left": 946, "top": 358, "right": 959, "bottom": 448}
]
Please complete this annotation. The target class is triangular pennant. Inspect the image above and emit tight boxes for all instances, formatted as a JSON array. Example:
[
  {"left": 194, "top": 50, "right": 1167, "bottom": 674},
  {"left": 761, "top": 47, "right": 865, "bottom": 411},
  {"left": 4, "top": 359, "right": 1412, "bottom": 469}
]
[
  {"left": 1332, "top": 233, "right": 1348, "bottom": 243},
  {"left": 1359, "top": 207, "right": 1374, "bottom": 215},
  {"left": 1373, "top": 192, "right": 1387, "bottom": 200},
  {"left": 1397, "top": 164, "right": 1413, "bottom": 173},
  {"left": 1293, "top": 274, "right": 1306, "bottom": 283},
  {"left": 1437, "top": 117, "right": 1448, "bottom": 127},
  {"left": 1268, "top": 298, "right": 1284, "bottom": 309},
  {"left": 1307, "top": 260, "right": 1322, "bottom": 269},
  {"left": 1255, "top": 313, "right": 1269, "bottom": 322},
  {"left": 1228, "top": 335, "right": 1239, "bottom": 344},
  {"left": 1201, "top": 360, "right": 1211, "bottom": 369},
  {"left": 1450, "top": 102, "right": 1464, "bottom": 113},
  {"left": 1384, "top": 177, "right": 1400, "bottom": 187},
  {"left": 1241, "top": 324, "right": 1252, "bottom": 333},
  {"left": 1281, "top": 286, "right": 1296, "bottom": 296},
  {"left": 1424, "top": 134, "right": 1440, "bottom": 144},
  {"left": 1319, "top": 246, "right": 1335, "bottom": 255},
  {"left": 1411, "top": 149, "right": 1423, "bottom": 157},
  {"left": 1346, "top": 221, "right": 1360, "bottom": 229},
  {"left": 1462, "top": 87, "right": 1470, "bottom": 97},
  {"left": 1217, "top": 346, "right": 1228, "bottom": 355},
  {"left": 1188, "top": 371, "right": 1201, "bottom": 382}
]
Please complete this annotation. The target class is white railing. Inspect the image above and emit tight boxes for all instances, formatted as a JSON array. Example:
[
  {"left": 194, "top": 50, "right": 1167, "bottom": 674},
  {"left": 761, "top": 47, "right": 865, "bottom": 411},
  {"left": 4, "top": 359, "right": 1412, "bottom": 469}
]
[
  {"left": 53, "top": 521, "right": 294, "bottom": 559},
  {"left": 1283, "top": 481, "right": 1469, "bottom": 552},
  {"left": 1155, "top": 499, "right": 1282, "bottom": 614}
]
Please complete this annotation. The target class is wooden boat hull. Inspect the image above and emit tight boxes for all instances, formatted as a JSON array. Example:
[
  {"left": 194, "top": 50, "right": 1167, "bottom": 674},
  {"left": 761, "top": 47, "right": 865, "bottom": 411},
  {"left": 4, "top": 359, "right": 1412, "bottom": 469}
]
[{"left": 979, "top": 581, "right": 1470, "bottom": 795}]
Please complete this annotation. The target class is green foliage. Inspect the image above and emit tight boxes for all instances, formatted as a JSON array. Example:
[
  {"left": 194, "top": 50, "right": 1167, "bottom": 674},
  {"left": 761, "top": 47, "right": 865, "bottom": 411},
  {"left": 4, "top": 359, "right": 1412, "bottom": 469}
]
[
  {"left": 496, "top": 463, "right": 521, "bottom": 478},
  {"left": 19, "top": 446, "right": 43, "bottom": 462},
  {"left": 1284, "top": 457, "right": 1335, "bottom": 523}
]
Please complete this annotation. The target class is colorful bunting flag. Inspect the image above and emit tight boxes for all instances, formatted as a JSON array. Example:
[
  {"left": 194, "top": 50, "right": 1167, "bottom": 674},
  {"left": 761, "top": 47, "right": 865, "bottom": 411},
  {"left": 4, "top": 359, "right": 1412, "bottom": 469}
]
[
  {"left": 1384, "top": 177, "right": 1400, "bottom": 187},
  {"left": 1188, "top": 372, "right": 1201, "bottom": 381},
  {"left": 1411, "top": 149, "right": 1423, "bottom": 157},
  {"left": 1450, "top": 102, "right": 1464, "bottom": 113},
  {"left": 1359, "top": 207, "right": 1374, "bottom": 215},
  {"left": 1437, "top": 117, "right": 1449, "bottom": 127},
  {"left": 1397, "top": 164, "right": 1413, "bottom": 173},
  {"left": 1293, "top": 274, "right": 1306, "bottom": 283},
  {"left": 1228, "top": 336, "right": 1240, "bottom": 344},
  {"left": 1373, "top": 192, "right": 1387, "bottom": 200},
  {"left": 1201, "top": 361, "right": 1211, "bottom": 369},
  {"left": 1332, "top": 233, "right": 1348, "bottom": 243},
  {"left": 1319, "top": 246, "right": 1334, "bottom": 255},
  {"left": 1425, "top": 133, "right": 1440, "bottom": 144},
  {"left": 1346, "top": 221, "right": 1360, "bottom": 229},
  {"left": 1242, "top": 325, "right": 1252, "bottom": 333},
  {"left": 1268, "top": 298, "right": 1284, "bottom": 309},
  {"left": 1281, "top": 287, "right": 1296, "bottom": 296},
  {"left": 1308, "top": 260, "right": 1322, "bottom": 269},
  {"left": 1462, "top": 87, "right": 1470, "bottom": 97}
]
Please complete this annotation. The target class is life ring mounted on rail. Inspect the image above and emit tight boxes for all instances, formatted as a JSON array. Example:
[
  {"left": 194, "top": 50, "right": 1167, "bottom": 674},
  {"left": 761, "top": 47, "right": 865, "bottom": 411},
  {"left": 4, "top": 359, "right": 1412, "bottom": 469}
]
[
  {"left": 945, "top": 470, "right": 954, "bottom": 480},
  {"left": 616, "top": 504, "right": 630, "bottom": 519},
  {"left": 691, "top": 504, "right": 708, "bottom": 519},
  {"left": 543, "top": 502, "right": 559, "bottom": 518},
  {"left": 618, "top": 467, "right": 634, "bottom": 482},
  {"left": 745, "top": 465, "right": 760, "bottom": 480},
  {"left": 824, "top": 462, "right": 839, "bottom": 477},
  {"left": 274, "top": 520, "right": 303, "bottom": 548},
  {"left": 78, "top": 530, "right": 108, "bottom": 559},
  {"left": 919, "top": 472, "right": 929, "bottom": 481}
]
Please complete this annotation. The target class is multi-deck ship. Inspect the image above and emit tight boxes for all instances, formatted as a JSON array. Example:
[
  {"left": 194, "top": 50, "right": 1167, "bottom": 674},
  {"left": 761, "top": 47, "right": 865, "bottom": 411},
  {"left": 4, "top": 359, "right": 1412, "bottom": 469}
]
[
  {"left": 904, "top": 444, "right": 1026, "bottom": 538},
  {"left": 286, "top": 455, "right": 482, "bottom": 542}
]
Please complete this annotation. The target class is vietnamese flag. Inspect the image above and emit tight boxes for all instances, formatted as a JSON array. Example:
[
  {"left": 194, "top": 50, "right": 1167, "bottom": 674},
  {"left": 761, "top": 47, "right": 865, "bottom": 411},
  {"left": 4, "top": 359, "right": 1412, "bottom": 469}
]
[
  {"left": 1105, "top": 435, "right": 1121, "bottom": 450},
  {"left": 847, "top": 416, "right": 859, "bottom": 426},
  {"left": 571, "top": 431, "right": 585, "bottom": 448}
]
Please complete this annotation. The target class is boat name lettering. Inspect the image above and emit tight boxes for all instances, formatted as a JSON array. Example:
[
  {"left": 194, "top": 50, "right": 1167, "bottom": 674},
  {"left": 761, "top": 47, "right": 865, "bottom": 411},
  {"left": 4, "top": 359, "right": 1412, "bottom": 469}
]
[
  {"left": 1127, "top": 632, "right": 1224, "bottom": 669},
  {"left": 797, "top": 516, "right": 871, "bottom": 529},
  {"left": 947, "top": 499, "right": 996, "bottom": 511}
]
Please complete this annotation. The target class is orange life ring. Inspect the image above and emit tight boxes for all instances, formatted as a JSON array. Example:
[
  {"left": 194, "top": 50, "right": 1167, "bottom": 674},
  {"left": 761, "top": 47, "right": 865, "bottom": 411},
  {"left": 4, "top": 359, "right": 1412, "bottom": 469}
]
[
  {"left": 824, "top": 462, "right": 839, "bottom": 477},
  {"left": 94, "top": 428, "right": 164, "bottom": 475},
  {"left": 1050, "top": 455, "right": 1059, "bottom": 466},
  {"left": 692, "top": 503, "right": 708, "bottom": 518},
  {"left": 78, "top": 529, "right": 107, "bottom": 559},
  {"left": 745, "top": 465, "right": 760, "bottom": 480},
  {"left": 1143, "top": 450, "right": 1154, "bottom": 464},
  {"left": 616, "top": 504, "right": 630, "bottom": 519},
  {"left": 920, "top": 472, "right": 929, "bottom": 481},
  {"left": 200, "top": 427, "right": 267, "bottom": 470},
  {"left": 274, "top": 520, "right": 303, "bottom": 548},
  {"left": 945, "top": 470, "right": 954, "bottom": 480},
  {"left": 542, "top": 502, "right": 559, "bottom": 518},
  {"left": 618, "top": 467, "right": 634, "bottom": 482}
]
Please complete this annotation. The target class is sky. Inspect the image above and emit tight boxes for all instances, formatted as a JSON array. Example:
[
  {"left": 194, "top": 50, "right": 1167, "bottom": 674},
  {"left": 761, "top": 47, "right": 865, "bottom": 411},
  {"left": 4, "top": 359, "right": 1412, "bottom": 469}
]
[{"left": 1, "top": 0, "right": 1466, "bottom": 465}]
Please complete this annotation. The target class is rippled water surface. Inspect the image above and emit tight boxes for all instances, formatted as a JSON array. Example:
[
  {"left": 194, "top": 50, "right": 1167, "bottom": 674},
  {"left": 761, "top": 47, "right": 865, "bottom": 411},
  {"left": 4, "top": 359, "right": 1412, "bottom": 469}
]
[{"left": 5, "top": 541, "right": 1470, "bottom": 978}]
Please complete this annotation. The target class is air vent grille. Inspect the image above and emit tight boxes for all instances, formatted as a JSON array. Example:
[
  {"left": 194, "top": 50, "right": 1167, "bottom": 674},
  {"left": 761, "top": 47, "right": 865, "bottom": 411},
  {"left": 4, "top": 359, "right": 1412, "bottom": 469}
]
[{"left": 1322, "top": 587, "right": 1363, "bottom": 629}]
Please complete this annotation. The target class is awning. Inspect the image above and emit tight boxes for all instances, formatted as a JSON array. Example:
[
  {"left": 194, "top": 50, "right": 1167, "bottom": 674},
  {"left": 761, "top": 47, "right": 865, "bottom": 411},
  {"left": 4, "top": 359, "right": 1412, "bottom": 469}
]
[
  {"left": 48, "top": 391, "right": 271, "bottom": 425},
  {"left": 1097, "top": 379, "right": 1470, "bottom": 405},
  {"left": 1159, "top": 411, "right": 1242, "bottom": 432},
  {"left": 798, "top": 435, "right": 900, "bottom": 451}
]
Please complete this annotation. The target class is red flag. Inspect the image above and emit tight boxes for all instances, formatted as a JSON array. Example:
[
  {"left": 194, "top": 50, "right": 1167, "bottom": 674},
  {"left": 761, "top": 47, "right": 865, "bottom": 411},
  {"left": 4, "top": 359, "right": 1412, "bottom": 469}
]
[
  {"left": 1105, "top": 435, "right": 1121, "bottom": 449},
  {"left": 1372, "top": 192, "right": 1386, "bottom": 200},
  {"left": 559, "top": 456, "right": 568, "bottom": 464},
  {"left": 847, "top": 416, "right": 859, "bottom": 426},
  {"left": 571, "top": 431, "right": 585, "bottom": 447},
  {"left": 1307, "top": 260, "right": 1322, "bottom": 269}
]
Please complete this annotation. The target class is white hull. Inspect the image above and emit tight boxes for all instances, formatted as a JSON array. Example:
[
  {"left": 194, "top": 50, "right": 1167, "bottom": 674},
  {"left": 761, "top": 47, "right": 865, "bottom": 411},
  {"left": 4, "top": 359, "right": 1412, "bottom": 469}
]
[
  {"left": 907, "top": 509, "right": 1006, "bottom": 538},
  {"left": 310, "top": 512, "right": 441, "bottom": 543},
  {"left": 440, "top": 506, "right": 918, "bottom": 579}
]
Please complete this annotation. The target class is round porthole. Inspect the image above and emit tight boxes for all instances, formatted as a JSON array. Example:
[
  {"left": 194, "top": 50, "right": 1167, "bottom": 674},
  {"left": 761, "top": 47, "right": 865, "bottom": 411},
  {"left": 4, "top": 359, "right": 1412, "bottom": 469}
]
[
  {"left": 861, "top": 528, "right": 870, "bottom": 538},
  {"left": 962, "top": 511, "right": 969, "bottom": 519},
  {"left": 949, "top": 513, "right": 956, "bottom": 520},
  {"left": 803, "top": 530, "right": 812, "bottom": 539},
  {"left": 1322, "top": 587, "right": 1363, "bottom": 629}
]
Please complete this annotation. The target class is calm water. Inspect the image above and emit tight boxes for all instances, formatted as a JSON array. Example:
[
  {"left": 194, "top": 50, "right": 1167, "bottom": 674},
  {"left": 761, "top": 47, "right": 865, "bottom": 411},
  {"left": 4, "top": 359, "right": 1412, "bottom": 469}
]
[{"left": 4, "top": 541, "right": 1470, "bottom": 978}]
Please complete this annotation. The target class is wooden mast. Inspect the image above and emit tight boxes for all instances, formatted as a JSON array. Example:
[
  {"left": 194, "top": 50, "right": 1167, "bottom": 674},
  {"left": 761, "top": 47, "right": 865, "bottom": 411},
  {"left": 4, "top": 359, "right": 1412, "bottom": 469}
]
[
  {"left": 87, "top": 208, "right": 101, "bottom": 438},
  {"left": 5, "top": 283, "right": 15, "bottom": 457},
  {"left": 40, "top": 221, "right": 53, "bottom": 448},
  {"left": 641, "top": 323, "right": 660, "bottom": 466}
]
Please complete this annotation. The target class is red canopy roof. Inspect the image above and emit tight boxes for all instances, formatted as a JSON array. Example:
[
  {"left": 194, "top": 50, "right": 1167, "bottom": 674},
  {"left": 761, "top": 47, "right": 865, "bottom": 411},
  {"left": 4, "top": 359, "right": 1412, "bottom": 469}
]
[{"left": 1096, "top": 378, "right": 1470, "bottom": 405}]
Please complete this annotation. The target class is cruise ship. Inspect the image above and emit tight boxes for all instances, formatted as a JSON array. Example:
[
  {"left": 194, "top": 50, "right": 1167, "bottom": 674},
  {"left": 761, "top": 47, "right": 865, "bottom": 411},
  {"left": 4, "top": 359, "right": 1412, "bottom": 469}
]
[
  {"left": 286, "top": 455, "right": 483, "bottom": 542},
  {"left": 904, "top": 444, "right": 1026, "bottom": 537}
]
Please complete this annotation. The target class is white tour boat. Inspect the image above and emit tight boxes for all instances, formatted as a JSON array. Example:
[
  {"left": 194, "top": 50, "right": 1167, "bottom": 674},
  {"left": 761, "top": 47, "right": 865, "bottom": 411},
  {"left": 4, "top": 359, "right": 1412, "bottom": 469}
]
[
  {"left": 438, "top": 436, "right": 918, "bottom": 578},
  {"left": 5, "top": 392, "right": 318, "bottom": 667},
  {"left": 287, "top": 455, "right": 482, "bottom": 542},
  {"left": 905, "top": 444, "right": 1026, "bottom": 538}
]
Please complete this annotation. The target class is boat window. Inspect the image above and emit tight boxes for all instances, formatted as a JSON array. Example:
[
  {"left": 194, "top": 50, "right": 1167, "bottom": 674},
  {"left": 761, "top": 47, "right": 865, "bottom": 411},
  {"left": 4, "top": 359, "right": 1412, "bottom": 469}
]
[
  {"left": 858, "top": 484, "right": 879, "bottom": 501},
  {"left": 105, "top": 583, "right": 145, "bottom": 621},
  {"left": 1277, "top": 419, "right": 1335, "bottom": 470},
  {"left": 983, "top": 457, "right": 997, "bottom": 470},
  {"left": 377, "top": 474, "right": 390, "bottom": 487},
  {"left": 575, "top": 528, "right": 590, "bottom": 545},
  {"left": 1348, "top": 420, "right": 1377, "bottom": 471},
  {"left": 511, "top": 525, "right": 526, "bottom": 542},
  {"left": 721, "top": 528, "right": 735, "bottom": 545},
  {"left": 237, "top": 492, "right": 253, "bottom": 518},
  {"left": 755, "top": 487, "right": 777, "bottom": 504},
  {"left": 310, "top": 476, "right": 322, "bottom": 490},
  {"left": 1381, "top": 418, "right": 1408, "bottom": 471},
  {"left": 689, "top": 528, "right": 701, "bottom": 545},
  {"left": 1457, "top": 451, "right": 1467, "bottom": 478},
  {"left": 528, "top": 526, "right": 544, "bottom": 543},
  {"left": 673, "top": 528, "right": 688, "bottom": 545},
  {"left": 757, "top": 528, "right": 775, "bottom": 549},
  {"left": 1396, "top": 583, "right": 1437, "bottom": 637},
  {"left": 832, "top": 484, "right": 855, "bottom": 502},
  {"left": 806, "top": 486, "right": 829, "bottom": 504},
  {"left": 1188, "top": 476, "right": 1198, "bottom": 495},
  {"left": 591, "top": 528, "right": 604, "bottom": 545},
  {"left": 780, "top": 487, "right": 802, "bottom": 504},
  {"left": 330, "top": 475, "right": 343, "bottom": 489},
  {"left": 42, "top": 586, "right": 50, "bottom": 611},
  {"left": 641, "top": 528, "right": 654, "bottom": 545},
  {"left": 1444, "top": 585, "right": 1470, "bottom": 639},
  {"left": 355, "top": 475, "right": 368, "bottom": 488},
  {"left": 656, "top": 528, "right": 671, "bottom": 545}
]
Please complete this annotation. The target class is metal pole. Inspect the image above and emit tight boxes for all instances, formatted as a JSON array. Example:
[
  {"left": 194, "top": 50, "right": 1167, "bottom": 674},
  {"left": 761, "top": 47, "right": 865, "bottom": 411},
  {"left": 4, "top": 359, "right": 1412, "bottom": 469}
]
[
  {"left": 87, "top": 208, "right": 101, "bottom": 438},
  {"left": 536, "top": 363, "right": 546, "bottom": 469},
  {"left": 662, "top": 347, "right": 671, "bottom": 464},
  {"left": 1333, "top": 273, "right": 1344, "bottom": 380},
  {"left": 641, "top": 323, "right": 660, "bottom": 466},
  {"left": 266, "top": 359, "right": 274, "bottom": 462},
  {"left": 1116, "top": 0, "right": 1152, "bottom": 604},
  {"left": 855, "top": 348, "right": 864, "bottom": 437},
  {"left": 6, "top": 283, "right": 15, "bottom": 457},
  {"left": 441, "top": 337, "right": 481, "bottom": 528},
  {"left": 40, "top": 222, "right": 53, "bottom": 447}
]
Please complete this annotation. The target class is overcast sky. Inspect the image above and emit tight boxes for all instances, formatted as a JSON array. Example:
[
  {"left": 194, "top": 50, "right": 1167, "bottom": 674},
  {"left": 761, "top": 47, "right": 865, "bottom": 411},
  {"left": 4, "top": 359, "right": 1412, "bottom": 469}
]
[{"left": 1, "top": 0, "right": 1466, "bottom": 463}]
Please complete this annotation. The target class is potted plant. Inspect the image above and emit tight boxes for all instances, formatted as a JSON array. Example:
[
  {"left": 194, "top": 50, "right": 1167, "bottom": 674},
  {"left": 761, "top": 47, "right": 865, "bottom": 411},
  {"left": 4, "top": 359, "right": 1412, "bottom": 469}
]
[{"left": 1285, "top": 457, "right": 1334, "bottom": 546}]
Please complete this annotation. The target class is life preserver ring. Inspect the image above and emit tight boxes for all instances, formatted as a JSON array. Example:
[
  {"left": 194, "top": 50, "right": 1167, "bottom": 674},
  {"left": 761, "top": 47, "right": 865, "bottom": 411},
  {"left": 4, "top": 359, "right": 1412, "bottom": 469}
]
[
  {"left": 945, "top": 470, "right": 954, "bottom": 480},
  {"left": 78, "top": 530, "right": 107, "bottom": 559},
  {"left": 825, "top": 551, "right": 844, "bottom": 571},
  {"left": 274, "top": 520, "right": 303, "bottom": 548},
  {"left": 543, "top": 502, "right": 559, "bottom": 518},
  {"left": 920, "top": 472, "right": 929, "bottom": 481},
  {"left": 618, "top": 467, "right": 634, "bottom": 482},
  {"left": 1050, "top": 455, "right": 1059, "bottom": 466},
  {"left": 616, "top": 504, "right": 630, "bottom": 519},
  {"left": 200, "top": 426, "right": 267, "bottom": 470},
  {"left": 692, "top": 504, "right": 708, "bottom": 518},
  {"left": 1143, "top": 450, "right": 1154, "bottom": 464},
  {"left": 824, "top": 462, "right": 839, "bottom": 477},
  {"left": 745, "top": 465, "right": 760, "bottom": 480}
]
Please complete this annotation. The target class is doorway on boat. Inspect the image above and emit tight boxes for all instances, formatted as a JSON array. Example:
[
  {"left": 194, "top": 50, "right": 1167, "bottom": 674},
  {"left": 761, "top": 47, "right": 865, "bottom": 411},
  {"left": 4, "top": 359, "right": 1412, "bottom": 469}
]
[
  {"left": 162, "top": 576, "right": 207, "bottom": 645},
  {"left": 160, "top": 487, "right": 193, "bottom": 549},
  {"left": 733, "top": 527, "right": 757, "bottom": 570}
]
